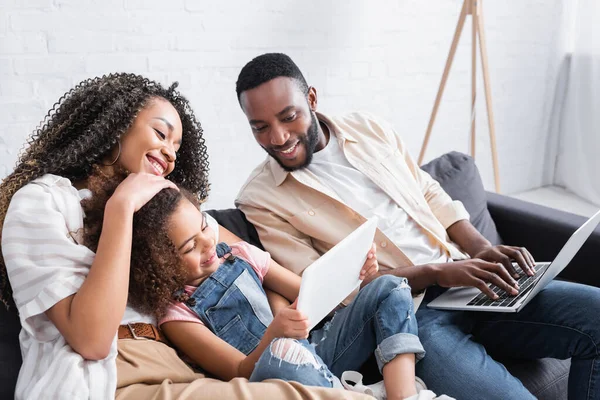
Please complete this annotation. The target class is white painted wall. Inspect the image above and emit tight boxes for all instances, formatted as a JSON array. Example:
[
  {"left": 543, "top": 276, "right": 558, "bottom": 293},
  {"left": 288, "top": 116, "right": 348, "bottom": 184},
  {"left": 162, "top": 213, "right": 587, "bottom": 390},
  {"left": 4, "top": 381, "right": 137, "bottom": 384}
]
[{"left": 0, "top": 0, "right": 564, "bottom": 209}]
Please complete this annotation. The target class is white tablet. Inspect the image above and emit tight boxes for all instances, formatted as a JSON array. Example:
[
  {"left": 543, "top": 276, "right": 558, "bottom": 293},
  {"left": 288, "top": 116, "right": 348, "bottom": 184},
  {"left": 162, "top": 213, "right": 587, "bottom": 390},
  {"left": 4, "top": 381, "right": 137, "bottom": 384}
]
[{"left": 297, "top": 218, "right": 378, "bottom": 330}]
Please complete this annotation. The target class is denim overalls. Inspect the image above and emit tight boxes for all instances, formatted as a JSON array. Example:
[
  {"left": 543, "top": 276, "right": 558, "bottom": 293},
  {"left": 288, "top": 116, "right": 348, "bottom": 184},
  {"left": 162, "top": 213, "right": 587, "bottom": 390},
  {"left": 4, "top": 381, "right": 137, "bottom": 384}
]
[
  {"left": 184, "top": 242, "right": 424, "bottom": 389},
  {"left": 185, "top": 243, "right": 273, "bottom": 355}
]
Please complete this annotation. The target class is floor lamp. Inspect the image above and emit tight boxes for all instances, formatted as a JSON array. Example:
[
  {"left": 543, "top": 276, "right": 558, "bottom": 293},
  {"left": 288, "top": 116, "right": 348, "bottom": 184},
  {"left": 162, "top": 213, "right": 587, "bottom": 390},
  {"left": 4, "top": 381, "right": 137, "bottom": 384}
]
[{"left": 418, "top": 0, "right": 501, "bottom": 192}]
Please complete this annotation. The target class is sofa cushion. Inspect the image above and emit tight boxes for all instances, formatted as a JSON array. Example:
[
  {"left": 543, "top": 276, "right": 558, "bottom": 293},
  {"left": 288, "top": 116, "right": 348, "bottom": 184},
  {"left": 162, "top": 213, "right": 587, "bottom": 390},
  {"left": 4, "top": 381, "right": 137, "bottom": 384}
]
[
  {"left": 421, "top": 151, "right": 502, "bottom": 245},
  {"left": 207, "top": 208, "right": 264, "bottom": 250},
  {"left": 502, "top": 357, "right": 569, "bottom": 399},
  {"left": 0, "top": 304, "right": 21, "bottom": 399}
]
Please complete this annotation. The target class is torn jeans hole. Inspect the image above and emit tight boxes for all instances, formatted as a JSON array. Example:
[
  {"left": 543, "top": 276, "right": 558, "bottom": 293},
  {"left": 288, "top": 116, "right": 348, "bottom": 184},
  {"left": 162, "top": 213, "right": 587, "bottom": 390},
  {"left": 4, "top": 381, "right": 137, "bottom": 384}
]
[{"left": 269, "top": 338, "right": 322, "bottom": 369}]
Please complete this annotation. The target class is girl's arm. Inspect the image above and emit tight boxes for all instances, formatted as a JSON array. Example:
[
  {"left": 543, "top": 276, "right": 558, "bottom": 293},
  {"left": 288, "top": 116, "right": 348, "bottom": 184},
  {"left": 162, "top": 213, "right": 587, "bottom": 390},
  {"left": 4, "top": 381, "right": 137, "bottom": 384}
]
[
  {"left": 262, "top": 260, "right": 302, "bottom": 302},
  {"left": 266, "top": 289, "right": 291, "bottom": 316},
  {"left": 45, "top": 174, "right": 176, "bottom": 360},
  {"left": 162, "top": 301, "right": 308, "bottom": 381},
  {"left": 162, "top": 321, "right": 271, "bottom": 380}
]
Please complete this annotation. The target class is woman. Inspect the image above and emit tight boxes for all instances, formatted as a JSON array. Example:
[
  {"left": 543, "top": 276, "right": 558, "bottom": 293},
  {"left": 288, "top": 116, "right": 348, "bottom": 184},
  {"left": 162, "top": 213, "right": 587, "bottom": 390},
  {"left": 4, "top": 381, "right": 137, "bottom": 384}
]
[{"left": 0, "top": 73, "right": 366, "bottom": 400}]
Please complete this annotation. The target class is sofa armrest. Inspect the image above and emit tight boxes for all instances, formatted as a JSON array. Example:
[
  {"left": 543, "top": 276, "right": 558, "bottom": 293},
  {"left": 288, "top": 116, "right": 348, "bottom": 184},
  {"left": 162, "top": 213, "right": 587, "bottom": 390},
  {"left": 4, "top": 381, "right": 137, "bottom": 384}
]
[{"left": 486, "top": 192, "right": 600, "bottom": 287}]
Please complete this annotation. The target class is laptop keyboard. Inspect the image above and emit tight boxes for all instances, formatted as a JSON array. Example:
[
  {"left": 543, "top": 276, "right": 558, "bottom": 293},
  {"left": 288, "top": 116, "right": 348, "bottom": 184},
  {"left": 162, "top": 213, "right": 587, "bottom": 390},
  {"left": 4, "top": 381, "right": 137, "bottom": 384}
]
[{"left": 467, "top": 262, "right": 550, "bottom": 307}]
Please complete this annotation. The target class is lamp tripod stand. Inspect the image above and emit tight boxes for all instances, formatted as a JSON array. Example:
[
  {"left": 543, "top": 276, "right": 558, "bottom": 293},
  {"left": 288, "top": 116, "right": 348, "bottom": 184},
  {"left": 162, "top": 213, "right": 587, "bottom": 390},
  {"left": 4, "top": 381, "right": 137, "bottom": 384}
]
[{"left": 418, "top": 0, "right": 501, "bottom": 192}]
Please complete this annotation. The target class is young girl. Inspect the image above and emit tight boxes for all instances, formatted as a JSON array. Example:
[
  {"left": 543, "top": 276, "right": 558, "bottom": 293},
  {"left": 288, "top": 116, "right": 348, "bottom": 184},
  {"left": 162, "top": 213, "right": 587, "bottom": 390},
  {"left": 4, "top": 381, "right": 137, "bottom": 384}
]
[{"left": 84, "top": 175, "right": 445, "bottom": 400}]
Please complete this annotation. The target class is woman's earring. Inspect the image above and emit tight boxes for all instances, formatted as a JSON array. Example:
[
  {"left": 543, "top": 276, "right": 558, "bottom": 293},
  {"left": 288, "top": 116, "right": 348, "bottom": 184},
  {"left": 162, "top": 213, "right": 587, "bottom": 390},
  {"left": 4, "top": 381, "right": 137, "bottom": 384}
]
[{"left": 104, "top": 142, "right": 121, "bottom": 166}]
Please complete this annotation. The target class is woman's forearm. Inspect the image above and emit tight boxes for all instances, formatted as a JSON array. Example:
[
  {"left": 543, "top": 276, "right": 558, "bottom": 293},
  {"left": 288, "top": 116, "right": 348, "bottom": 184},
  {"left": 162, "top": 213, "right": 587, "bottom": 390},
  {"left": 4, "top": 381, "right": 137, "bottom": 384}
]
[{"left": 49, "top": 198, "right": 135, "bottom": 359}]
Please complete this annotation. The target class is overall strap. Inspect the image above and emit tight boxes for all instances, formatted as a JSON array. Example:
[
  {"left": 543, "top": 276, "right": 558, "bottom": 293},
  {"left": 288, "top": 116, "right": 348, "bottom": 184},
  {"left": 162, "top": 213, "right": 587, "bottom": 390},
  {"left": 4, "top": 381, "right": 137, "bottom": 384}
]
[{"left": 216, "top": 242, "right": 232, "bottom": 258}]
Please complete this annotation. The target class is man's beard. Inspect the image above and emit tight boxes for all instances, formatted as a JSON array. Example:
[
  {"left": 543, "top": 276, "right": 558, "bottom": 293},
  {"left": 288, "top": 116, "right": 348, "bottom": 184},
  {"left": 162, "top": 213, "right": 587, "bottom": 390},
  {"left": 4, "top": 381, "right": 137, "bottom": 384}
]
[{"left": 264, "top": 112, "right": 320, "bottom": 172}]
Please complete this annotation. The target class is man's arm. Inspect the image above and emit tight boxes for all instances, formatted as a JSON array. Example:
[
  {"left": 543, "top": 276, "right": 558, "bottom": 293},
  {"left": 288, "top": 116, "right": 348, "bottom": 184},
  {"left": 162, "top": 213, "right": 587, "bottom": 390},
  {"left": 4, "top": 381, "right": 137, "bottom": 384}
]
[
  {"left": 375, "top": 258, "right": 520, "bottom": 300},
  {"left": 447, "top": 219, "right": 492, "bottom": 257},
  {"left": 358, "top": 210, "right": 525, "bottom": 298},
  {"left": 373, "top": 218, "right": 534, "bottom": 298},
  {"left": 376, "top": 264, "right": 438, "bottom": 293},
  {"left": 447, "top": 219, "right": 536, "bottom": 277},
  {"left": 370, "top": 213, "right": 532, "bottom": 299},
  {"left": 380, "top": 121, "right": 534, "bottom": 294}
]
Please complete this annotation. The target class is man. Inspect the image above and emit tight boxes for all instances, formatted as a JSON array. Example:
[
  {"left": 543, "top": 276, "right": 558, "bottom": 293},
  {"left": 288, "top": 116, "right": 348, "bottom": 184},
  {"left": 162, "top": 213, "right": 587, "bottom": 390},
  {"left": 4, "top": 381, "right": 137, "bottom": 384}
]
[{"left": 234, "top": 53, "right": 600, "bottom": 399}]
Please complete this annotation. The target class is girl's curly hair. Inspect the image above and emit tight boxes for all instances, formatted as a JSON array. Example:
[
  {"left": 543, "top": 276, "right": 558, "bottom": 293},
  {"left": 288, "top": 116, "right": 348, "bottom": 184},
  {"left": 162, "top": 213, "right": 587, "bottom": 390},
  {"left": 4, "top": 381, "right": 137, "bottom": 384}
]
[
  {"left": 83, "top": 167, "right": 194, "bottom": 319},
  {"left": 0, "top": 73, "right": 210, "bottom": 308}
]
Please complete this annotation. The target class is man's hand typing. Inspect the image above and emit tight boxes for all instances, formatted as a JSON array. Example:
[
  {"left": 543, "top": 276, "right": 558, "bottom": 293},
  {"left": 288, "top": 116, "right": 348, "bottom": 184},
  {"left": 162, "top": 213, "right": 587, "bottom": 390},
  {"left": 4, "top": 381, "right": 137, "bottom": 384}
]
[{"left": 433, "top": 259, "right": 520, "bottom": 299}]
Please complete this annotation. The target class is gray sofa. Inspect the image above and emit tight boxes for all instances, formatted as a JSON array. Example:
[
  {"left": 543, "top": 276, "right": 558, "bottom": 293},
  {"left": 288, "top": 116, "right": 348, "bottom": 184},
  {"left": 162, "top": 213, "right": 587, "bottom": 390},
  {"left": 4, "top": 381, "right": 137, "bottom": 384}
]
[{"left": 1, "top": 151, "right": 598, "bottom": 399}]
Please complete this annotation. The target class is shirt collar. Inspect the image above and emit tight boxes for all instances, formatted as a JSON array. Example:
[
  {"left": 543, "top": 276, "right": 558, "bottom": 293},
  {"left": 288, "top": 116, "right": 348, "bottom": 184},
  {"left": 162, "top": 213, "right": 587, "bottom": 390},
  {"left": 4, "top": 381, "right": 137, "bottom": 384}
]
[{"left": 270, "top": 111, "right": 357, "bottom": 187}]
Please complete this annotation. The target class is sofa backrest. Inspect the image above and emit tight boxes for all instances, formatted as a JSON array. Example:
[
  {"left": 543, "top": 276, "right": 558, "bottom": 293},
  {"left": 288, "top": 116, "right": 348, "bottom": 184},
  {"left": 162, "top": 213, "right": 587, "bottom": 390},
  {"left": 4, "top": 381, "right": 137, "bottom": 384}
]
[
  {"left": 421, "top": 151, "right": 502, "bottom": 245},
  {"left": 206, "top": 208, "right": 264, "bottom": 249}
]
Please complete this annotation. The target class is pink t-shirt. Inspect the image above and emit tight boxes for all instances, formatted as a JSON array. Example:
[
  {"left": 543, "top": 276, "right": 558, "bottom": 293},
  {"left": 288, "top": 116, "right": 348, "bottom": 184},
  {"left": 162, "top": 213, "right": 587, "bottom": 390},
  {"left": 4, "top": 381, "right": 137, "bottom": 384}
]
[{"left": 159, "top": 241, "right": 271, "bottom": 327}]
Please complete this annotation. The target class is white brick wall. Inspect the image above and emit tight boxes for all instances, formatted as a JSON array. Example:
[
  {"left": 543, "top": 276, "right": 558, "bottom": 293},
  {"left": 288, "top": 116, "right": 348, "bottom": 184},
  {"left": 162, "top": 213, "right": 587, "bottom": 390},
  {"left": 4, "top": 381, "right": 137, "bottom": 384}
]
[{"left": 0, "top": 0, "right": 564, "bottom": 209}]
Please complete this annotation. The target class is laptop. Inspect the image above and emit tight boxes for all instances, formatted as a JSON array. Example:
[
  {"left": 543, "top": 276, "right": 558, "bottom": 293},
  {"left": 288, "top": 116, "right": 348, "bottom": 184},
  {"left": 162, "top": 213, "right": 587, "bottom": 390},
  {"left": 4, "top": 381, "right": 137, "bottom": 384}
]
[
  {"left": 297, "top": 218, "right": 378, "bottom": 330},
  {"left": 428, "top": 209, "right": 600, "bottom": 313}
]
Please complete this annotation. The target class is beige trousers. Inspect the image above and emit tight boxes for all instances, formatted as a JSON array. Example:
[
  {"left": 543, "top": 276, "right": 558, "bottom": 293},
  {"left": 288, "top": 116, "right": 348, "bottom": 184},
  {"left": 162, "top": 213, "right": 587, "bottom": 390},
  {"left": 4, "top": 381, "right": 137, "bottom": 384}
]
[{"left": 115, "top": 339, "right": 371, "bottom": 400}]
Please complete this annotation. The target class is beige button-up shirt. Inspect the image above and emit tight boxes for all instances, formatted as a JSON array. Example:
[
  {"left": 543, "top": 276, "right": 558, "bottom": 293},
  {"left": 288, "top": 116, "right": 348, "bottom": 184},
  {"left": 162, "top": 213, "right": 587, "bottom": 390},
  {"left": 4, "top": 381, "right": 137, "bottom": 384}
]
[{"left": 236, "top": 111, "right": 470, "bottom": 308}]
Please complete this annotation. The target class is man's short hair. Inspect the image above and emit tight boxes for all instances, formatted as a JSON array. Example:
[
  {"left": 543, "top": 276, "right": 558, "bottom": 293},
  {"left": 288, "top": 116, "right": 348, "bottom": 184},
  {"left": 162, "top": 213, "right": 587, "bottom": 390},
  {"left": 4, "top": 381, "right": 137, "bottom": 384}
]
[{"left": 236, "top": 53, "right": 309, "bottom": 101}]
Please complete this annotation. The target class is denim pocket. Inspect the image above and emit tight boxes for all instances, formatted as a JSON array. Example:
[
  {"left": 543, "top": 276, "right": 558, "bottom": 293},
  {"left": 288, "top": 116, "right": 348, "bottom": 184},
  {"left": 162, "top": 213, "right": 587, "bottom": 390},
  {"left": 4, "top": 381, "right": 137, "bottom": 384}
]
[
  {"left": 234, "top": 269, "right": 273, "bottom": 328},
  {"left": 215, "top": 314, "right": 261, "bottom": 355}
]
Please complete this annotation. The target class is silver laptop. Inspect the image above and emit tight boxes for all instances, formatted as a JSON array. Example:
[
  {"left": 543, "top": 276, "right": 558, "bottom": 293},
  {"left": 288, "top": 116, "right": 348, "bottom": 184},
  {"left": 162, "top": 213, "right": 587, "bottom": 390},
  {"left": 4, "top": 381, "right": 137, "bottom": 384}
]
[{"left": 428, "top": 209, "right": 600, "bottom": 313}]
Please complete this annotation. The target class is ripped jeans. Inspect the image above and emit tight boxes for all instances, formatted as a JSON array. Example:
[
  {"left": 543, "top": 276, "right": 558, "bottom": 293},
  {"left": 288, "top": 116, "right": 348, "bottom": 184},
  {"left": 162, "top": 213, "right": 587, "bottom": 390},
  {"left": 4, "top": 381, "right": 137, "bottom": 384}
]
[{"left": 250, "top": 275, "right": 425, "bottom": 387}]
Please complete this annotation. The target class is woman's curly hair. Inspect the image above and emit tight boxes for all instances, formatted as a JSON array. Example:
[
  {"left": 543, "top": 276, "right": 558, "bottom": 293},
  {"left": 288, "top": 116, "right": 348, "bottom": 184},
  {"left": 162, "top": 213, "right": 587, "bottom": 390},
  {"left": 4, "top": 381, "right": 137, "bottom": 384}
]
[
  {"left": 82, "top": 167, "right": 194, "bottom": 319},
  {"left": 0, "top": 73, "right": 210, "bottom": 308}
]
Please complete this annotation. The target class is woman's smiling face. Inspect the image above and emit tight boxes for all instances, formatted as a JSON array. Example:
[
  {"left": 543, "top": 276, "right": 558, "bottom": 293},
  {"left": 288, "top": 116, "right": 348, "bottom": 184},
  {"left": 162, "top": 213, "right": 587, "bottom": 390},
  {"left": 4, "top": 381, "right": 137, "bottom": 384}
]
[{"left": 114, "top": 97, "right": 183, "bottom": 177}]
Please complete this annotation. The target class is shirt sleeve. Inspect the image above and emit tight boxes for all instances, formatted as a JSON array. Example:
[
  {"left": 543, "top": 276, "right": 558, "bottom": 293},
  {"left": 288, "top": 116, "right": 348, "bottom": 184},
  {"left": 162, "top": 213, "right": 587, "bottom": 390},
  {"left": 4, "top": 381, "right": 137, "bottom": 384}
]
[
  {"left": 159, "top": 300, "right": 204, "bottom": 327},
  {"left": 377, "top": 115, "right": 470, "bottom": 229},
  {"left": 230, "top": 242, "right": 272, "bottom": 282},
  {"left": 236, "top": 203, "right": 320, "bottom": 276},
  {"left": 1, "top": 182, "right": 95, "bottom": 337}
]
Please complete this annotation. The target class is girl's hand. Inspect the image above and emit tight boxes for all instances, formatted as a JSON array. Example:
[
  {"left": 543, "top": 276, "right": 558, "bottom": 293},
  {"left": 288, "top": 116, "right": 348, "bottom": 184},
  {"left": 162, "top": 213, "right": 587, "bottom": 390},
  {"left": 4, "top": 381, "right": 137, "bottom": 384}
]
[
  {"left": 109, "top": 172, "right": 178, "bottom": 213},
  {"left": 359, "top": 243, "right": 379, "bottom": 281},
  {"left": 267, "top": 299, "right": 309, "bottom": 340}
]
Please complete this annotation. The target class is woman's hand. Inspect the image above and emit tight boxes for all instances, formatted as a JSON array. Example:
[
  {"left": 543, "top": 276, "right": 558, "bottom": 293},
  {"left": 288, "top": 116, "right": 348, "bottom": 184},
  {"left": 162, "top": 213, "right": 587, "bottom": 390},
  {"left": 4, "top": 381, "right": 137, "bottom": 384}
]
[
  {"left": 108, "top": 172, "right": 178, "bottom": 213},
  {"left": 267, "top": 299, "right": 310, "bottom": 340}
]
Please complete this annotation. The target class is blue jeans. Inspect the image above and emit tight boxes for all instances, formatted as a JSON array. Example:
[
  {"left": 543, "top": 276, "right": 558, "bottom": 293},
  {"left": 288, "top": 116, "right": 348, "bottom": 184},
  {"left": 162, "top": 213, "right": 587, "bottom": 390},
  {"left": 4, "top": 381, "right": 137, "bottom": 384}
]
[
  {"left": 250, "top": 275, "right": 425, "bottom": 387},
  {"left": 249, "top": 338, "right": 342, "bottom": 388},
  {"left": 416, "top": 281, "right": 600, "bottom": 400}
]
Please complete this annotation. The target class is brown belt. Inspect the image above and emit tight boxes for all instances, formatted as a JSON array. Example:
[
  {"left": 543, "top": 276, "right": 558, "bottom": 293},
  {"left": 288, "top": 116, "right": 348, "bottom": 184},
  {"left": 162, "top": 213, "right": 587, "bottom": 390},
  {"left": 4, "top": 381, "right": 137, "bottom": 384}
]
[{"left": 118, "top": 323, "right": 169, "bottom": 345}]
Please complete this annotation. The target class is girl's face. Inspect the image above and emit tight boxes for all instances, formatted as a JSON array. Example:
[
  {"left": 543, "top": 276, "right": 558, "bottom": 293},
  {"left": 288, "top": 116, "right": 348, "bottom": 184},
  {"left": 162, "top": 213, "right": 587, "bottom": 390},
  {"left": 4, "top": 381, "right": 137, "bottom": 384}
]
[
  {"left": 168, "top": 198, "right": 219, "bottom": 286},
  {"left": 113, "top": 97, "right": 183, "bottom": 177}
]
